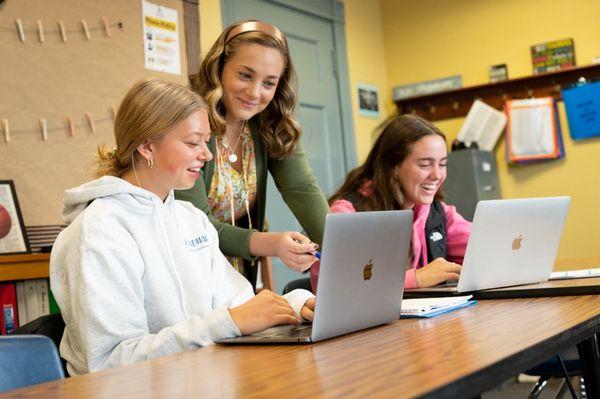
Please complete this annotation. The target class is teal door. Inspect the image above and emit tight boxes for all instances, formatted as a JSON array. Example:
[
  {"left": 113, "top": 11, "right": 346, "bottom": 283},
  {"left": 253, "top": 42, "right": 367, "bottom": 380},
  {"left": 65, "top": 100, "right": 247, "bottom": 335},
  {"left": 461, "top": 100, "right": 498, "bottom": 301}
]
[{"left": 222, "top": 0, "right": 355, "bottom": 292}]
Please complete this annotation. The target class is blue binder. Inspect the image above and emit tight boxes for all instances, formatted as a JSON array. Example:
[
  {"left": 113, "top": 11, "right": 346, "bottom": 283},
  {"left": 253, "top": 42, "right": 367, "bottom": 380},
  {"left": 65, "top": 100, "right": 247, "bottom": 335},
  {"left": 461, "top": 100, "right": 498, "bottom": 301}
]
[{"left": 562, "top": 80, "right": 600, "bottom": 140}]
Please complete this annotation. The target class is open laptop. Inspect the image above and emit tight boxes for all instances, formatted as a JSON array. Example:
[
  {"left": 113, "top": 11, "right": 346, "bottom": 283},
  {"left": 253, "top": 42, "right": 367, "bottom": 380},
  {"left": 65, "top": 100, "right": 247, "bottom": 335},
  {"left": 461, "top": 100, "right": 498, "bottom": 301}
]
[
  {"left": 216, "top": 210, "right": 413, "bottom": 344},
  {"left": 407, "top": 196, "right": 570, "bottom": 295}
]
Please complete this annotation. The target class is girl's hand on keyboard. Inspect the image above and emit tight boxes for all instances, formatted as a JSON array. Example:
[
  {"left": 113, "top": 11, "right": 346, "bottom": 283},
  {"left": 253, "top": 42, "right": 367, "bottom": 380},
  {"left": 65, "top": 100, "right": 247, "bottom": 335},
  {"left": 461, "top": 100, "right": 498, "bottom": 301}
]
[
  {"left": 229, "top": 290, "right": 301, "bottom": 335},
  {"left": 415, "top": 258, "right": 461, "bottom": 288},
  {"left": 301, "top": 297, "right": 315, "bottom": 322}
]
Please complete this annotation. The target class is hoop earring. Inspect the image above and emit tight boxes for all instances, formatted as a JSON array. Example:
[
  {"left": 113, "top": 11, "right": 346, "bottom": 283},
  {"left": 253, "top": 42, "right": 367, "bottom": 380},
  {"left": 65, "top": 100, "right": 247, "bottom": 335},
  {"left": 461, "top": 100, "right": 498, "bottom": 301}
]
[{"left": 147, "top": 157, "right": 154, "bottom": 169}]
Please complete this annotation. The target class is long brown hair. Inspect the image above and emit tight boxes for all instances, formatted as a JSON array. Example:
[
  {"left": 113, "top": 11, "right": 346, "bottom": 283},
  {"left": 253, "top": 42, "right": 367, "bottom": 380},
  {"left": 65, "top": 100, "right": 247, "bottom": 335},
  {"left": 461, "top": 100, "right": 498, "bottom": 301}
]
[
  {"left": 330, "top": 114, "right": 446, "bottom": 210},
  {"left": 194, "top": 20, "right": 300, "bottom": 159}
]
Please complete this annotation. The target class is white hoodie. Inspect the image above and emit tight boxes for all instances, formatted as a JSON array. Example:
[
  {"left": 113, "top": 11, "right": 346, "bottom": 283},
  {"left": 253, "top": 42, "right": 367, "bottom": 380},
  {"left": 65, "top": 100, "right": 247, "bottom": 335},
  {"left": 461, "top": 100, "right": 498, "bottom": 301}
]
[{"left": 50, "top": 176, "right": 313, "bottom": 376}]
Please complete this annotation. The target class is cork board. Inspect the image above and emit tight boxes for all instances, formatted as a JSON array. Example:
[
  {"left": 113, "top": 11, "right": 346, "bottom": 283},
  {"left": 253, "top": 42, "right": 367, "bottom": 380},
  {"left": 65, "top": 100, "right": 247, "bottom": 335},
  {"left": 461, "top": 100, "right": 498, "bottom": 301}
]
[{"left": 0, "top": 0, "right": 191, "bottom": 225}]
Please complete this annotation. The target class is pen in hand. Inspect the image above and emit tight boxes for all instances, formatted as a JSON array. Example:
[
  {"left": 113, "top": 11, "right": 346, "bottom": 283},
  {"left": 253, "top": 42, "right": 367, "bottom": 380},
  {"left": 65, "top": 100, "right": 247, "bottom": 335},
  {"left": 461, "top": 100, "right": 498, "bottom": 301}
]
[{"left": 293, "top": 238, "right": 321, "bottom": 259}]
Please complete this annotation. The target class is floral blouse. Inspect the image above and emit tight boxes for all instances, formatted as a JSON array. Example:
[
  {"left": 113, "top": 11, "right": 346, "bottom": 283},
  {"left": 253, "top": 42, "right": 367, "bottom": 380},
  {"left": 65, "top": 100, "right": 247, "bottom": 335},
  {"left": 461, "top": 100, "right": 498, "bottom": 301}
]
[{"left": 208, "top": 127, "right": 257, "bottom": 273}]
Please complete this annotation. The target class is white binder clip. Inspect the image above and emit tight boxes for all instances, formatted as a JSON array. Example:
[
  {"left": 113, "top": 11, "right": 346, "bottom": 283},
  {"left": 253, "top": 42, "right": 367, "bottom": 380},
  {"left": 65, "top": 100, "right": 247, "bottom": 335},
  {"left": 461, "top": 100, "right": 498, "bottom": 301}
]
[
  {"left": 58, "top": 20, "right": 68, "bottom": 43},
  {"left": 15, "top": 19, "right": 25, "bottom": 42},
  {"left": 40, "top": 118, "right": 48, "bottom": 141},
  {"left": 85, "top": 113, "right": 96, "bottom": 133},
  {"left": 81, "top": 19, "right": 91, "bottom": 40},
  {"left": 37, "top": 20, "right": 45, "bottom": 43},
  {"left": 2, "top": 119, "right": 9, "bottom": 143}
]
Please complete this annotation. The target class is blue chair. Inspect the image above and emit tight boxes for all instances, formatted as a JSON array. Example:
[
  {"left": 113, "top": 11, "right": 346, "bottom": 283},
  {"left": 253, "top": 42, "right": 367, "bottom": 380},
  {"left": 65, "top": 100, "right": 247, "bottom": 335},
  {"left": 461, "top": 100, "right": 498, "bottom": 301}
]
[{"left": 0, "top": 335, "right": 65, "bottom": 393}]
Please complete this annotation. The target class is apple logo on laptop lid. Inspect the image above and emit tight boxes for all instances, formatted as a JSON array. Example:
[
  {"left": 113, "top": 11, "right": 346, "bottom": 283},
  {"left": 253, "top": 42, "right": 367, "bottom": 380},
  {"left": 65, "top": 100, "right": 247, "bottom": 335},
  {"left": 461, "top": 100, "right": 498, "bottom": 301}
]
[
  {"left": 363, "top": 259, "right": 373, "bottom": 281},
  {"left": 512, "top": 234, "right": 523, "bottom": 251}
]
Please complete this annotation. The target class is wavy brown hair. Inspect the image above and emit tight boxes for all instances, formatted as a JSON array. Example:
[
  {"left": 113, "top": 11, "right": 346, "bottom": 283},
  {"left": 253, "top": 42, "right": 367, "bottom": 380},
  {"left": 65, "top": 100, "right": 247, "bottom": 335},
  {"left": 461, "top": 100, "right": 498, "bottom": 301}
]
[
  {"left": 193, "top": 20, "right": 300, "bottom": 159},
  {"left": 330, "top": 114, "right": 446, "bottom": 211}
]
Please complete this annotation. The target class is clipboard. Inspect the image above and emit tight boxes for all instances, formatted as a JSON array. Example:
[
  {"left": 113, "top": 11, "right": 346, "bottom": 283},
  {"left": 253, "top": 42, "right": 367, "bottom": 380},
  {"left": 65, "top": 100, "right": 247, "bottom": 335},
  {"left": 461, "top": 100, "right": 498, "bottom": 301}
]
[
  {"left": 562, "top": 80, "right": 600, "bottom": 140},
  {"left": 505, "top": 97, "right": 564, "bottom": 164}
]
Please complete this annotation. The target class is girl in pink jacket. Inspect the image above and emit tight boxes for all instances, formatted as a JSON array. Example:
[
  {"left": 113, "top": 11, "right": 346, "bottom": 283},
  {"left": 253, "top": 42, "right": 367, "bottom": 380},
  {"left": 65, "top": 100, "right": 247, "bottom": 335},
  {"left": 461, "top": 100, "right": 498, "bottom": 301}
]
[{"left": 311, "top": 115, "right": 471, "bottom": 291}]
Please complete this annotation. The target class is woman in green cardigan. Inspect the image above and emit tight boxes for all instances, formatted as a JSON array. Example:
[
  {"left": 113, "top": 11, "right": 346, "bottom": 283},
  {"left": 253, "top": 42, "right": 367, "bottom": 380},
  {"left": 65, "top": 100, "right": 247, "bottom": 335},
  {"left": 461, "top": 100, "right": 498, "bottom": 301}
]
[{"left": 176, "top": 20, "right": 329, "bottom": 288}]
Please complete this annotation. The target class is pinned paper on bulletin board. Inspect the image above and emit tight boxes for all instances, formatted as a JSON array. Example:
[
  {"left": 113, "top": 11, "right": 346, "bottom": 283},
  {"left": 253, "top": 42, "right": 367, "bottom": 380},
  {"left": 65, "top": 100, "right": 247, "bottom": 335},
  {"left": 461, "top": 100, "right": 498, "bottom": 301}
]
[
  {"left": 562, "top": 80, "right": 600, "bottom": 140},
  {"left": 505, "top": 97, "right": 565, "bottom": 164},
  {"left": 142, "top": 0, "right": 181, "bottom": 75}
]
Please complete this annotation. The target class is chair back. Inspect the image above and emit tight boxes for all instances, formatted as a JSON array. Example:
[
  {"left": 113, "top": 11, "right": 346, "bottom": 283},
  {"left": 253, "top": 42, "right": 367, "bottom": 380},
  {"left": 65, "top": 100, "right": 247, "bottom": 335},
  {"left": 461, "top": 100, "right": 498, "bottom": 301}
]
[{"left": 0, "top": 335, "right": 65, "bottom": 393}]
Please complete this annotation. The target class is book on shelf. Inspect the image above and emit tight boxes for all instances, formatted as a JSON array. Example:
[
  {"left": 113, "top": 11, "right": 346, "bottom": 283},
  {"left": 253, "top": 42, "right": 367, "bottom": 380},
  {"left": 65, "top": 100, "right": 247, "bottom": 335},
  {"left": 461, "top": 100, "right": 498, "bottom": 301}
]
[
  {"left": 0, "top": 283, "right": 19, "bottom": 334},
  {"left": 15, "top": 278, "right": 54, "bottom": 326}
]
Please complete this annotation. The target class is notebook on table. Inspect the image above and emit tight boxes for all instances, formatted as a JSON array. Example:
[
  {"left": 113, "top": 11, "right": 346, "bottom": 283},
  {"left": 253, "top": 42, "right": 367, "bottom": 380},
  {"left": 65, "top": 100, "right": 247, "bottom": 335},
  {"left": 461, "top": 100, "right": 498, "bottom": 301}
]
[
  {"left": 400, "top": 295, "right": 475, "bottom": 318},
  {"left": 216, "top": 210, "right": 413, "bottom": 344},
  {"left": 405, "top": 197, "right": 570, "bottom": 297},
  {"left": 550, "top": 268, "right": 600, "bottom": 280}
]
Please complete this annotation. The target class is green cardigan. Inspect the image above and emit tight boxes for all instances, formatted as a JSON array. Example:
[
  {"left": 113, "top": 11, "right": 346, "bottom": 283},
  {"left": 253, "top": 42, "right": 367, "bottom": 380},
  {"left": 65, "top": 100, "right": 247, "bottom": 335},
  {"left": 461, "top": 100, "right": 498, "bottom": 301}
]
[{"left": 175, "top": 122, "right": 329, "bottom": 284}]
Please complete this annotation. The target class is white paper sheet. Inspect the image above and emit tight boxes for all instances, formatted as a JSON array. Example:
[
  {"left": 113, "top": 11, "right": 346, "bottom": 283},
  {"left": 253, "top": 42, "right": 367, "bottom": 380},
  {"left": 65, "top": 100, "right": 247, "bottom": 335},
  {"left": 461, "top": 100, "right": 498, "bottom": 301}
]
[
  {"left": 142, "top": 0, "right": 181, "bottom": 75},
  {"left": 457, "top": 100, "right": 507, "bottom": 151},
  {"left": 507, "top": 98, "right": 555, "bottom": 156}
]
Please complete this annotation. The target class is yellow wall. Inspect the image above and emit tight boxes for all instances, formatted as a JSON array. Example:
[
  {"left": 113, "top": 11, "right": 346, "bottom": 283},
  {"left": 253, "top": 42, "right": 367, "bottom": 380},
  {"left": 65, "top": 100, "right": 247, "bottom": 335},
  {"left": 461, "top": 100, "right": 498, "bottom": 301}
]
[
  {"left": 380, "top": 0, "right": 600, "bottom": 261},
  {"left": 341, "top": 0, "right": 392, "bottom": 162},
  {"left": 199, "top": 0, "right": 223, "bottom": 59}
]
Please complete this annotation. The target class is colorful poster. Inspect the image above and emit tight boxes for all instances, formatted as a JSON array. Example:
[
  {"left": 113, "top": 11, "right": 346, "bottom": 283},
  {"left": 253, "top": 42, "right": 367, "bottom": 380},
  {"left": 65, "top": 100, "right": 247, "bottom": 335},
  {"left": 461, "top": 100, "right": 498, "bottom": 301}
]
[
  {"left": 142, "top": 0, "right": 181, "bottom": 75},
  {"left": 531, "top": 38, "right": 575, "bottom": 75}
]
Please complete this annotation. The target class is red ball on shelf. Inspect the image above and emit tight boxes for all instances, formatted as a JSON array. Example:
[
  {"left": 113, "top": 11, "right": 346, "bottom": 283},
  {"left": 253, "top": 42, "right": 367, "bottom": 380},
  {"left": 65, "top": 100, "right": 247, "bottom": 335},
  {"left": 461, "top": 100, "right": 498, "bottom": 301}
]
[{"left": 0, "top": 204, "right": 13, "bottom": 239}]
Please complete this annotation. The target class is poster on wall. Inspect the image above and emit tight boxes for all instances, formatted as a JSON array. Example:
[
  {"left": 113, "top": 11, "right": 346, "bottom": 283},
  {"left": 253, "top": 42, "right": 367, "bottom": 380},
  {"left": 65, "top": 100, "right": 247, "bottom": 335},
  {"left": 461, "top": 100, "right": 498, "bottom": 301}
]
[
  {"left": 142, "top": 0, "right": 181, "bottom": 75},
  {"left": 0, "top": 181, "right": 30, "bottom": 255},
  {"left": 357, "top": 83, "right": 380, "bottom": 118},
  {"left": 531, "top": 38, "right": 575, "bottom": 75}
]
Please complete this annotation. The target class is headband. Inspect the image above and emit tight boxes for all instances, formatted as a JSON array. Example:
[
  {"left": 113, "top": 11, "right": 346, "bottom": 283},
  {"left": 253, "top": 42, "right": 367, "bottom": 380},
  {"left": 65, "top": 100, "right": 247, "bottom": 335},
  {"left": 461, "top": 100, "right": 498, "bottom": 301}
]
[{"left": 224, "top": 21, "right": 286, "bottom": 46}]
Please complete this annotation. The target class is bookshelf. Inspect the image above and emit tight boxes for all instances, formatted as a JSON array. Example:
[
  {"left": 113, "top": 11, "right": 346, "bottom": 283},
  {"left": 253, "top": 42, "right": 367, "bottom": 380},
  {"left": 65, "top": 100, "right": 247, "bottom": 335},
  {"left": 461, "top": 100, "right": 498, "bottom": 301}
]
[
  {"left": 394, "top": 63, "right": 600, "bottom": 121},
  {"left": 0, "top": 253, "right": 50, "bottom": 282}
]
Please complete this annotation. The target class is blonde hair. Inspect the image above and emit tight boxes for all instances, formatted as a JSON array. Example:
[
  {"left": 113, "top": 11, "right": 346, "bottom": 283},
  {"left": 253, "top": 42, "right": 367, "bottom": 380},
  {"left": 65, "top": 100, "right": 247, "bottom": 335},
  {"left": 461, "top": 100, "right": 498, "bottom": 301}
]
[
  {"left": 96, "top": 80, "right": 208, "bottom": 177},
  {"left": 193, "top": 20, "right": 301, "bottom": 159}
]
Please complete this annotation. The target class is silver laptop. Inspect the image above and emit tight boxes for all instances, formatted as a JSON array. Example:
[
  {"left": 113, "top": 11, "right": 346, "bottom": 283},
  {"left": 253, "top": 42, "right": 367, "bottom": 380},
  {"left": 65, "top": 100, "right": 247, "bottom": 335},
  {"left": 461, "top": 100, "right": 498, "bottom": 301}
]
[
  {"left": 408, "top": 196, "right": 570, "bottom": 295},
  {"left": 216, "top": 210, "right": 413, "bottom": 344}
]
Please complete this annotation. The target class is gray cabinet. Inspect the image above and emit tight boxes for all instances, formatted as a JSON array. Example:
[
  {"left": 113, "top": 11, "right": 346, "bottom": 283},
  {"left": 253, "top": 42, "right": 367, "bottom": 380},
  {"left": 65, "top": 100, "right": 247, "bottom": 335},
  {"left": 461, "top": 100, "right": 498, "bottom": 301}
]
[{"left": 443, "top": 149, "right": 501, "bottom": 221}]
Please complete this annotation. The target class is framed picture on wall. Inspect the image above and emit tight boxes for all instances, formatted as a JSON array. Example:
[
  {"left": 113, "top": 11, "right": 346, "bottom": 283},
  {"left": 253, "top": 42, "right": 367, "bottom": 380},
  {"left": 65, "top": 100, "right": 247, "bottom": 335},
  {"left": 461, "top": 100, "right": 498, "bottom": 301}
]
[
  {"left": 357, "top": 83, "right": 380, "bottom": 118},
  {"left": 0, "top": 180, "right": 30, "bottom": 255}
]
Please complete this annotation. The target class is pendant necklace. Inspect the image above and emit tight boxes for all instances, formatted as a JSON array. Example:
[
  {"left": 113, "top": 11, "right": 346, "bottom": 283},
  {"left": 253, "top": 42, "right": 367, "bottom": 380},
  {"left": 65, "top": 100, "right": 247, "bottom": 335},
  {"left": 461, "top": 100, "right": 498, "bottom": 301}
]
[{"left": 227, "top": 122, "right": 245, "bottom": 163}]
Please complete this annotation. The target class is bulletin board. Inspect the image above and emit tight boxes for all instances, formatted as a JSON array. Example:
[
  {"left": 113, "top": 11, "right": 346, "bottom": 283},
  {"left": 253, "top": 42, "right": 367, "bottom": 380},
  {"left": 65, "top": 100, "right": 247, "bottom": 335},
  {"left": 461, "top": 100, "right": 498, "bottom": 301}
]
[{"left": 0, "top": 0, "right": 191, "bottom": 225}]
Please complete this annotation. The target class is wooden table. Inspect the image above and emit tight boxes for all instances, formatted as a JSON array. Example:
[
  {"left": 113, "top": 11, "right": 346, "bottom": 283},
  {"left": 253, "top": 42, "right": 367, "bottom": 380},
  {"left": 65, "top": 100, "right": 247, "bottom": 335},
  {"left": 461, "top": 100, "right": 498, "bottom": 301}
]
[{"left": 2, "top": 295, "right": 600, "bottom": 398}]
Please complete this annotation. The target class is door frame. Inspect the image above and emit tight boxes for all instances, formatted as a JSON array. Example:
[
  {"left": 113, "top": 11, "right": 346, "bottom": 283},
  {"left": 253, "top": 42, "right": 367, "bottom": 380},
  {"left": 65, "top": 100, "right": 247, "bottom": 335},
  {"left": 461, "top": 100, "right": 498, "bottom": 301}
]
[{"left": 220, "top": 0, "right": 357, "bottom": 170}]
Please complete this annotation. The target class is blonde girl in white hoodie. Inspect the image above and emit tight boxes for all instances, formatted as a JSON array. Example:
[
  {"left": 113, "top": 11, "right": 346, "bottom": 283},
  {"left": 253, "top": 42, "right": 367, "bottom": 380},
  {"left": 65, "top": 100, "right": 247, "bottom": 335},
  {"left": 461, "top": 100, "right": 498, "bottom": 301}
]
[{"left": 50, "top": 80, "right": 314, "bottom": 376}]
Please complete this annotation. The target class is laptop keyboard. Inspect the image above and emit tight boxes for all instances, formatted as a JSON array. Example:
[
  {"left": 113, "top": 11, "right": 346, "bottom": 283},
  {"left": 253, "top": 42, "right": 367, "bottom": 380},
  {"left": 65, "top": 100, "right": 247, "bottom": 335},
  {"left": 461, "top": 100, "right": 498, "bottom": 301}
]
[
  {"left": 439, "top": 279, "right": 458, "bottom": 287},
  {"left": 253, "top": 323, "right": 312, "bottom": 339},
  {"left": 275, "top": 324, "right": 312, "bottom": 338}
]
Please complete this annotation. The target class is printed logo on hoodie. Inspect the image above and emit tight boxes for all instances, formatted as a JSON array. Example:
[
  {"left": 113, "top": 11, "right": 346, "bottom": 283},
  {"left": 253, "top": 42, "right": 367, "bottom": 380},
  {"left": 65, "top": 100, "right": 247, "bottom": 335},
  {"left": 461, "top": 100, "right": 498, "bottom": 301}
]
[{"left": 185, "top": 234, "right": 210, "bottom": 252}]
